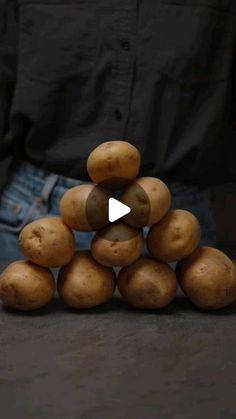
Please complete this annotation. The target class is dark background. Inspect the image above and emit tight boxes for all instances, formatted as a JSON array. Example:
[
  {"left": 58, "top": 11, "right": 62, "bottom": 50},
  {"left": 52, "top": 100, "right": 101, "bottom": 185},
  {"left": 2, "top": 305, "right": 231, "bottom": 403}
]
[{"left": 1, "top": 157, "right": 236, "bottom": 252}]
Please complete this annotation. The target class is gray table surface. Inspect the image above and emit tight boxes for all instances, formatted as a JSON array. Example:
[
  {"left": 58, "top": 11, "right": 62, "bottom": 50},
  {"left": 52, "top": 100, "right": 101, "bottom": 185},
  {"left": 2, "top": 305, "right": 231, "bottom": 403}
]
[{"left": 0, "top": 260, "right": 236, "bottom": 419}]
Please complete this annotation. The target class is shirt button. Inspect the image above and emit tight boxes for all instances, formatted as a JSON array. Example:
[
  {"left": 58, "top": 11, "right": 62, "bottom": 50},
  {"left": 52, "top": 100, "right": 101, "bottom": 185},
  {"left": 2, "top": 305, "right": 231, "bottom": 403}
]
[
  {"left": 121, "top": 40, "right": 130, "bottom": 51},
  {"left": 114, "top": 109, "right": 123, "bottom": 121}
]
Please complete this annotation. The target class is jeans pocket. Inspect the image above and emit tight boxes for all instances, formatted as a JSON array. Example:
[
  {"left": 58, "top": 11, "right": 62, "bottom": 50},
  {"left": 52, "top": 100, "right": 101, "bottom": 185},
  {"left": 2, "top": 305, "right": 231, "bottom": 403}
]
[{"left": 0, "top": 193, "right": 30, "bottom": 233}]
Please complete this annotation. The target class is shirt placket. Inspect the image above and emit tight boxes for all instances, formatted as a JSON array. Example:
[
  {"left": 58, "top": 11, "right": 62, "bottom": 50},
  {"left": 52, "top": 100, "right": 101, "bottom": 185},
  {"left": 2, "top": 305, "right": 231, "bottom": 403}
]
[{"left": 108, "top": 0, "right": 137, "bottom": 137}]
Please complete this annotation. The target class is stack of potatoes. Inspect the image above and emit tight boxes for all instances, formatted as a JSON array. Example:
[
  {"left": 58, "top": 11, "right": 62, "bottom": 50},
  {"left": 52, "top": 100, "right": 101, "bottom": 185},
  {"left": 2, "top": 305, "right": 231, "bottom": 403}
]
[{"left": 1, "top": 141, "right": 236, "bottom": 312}]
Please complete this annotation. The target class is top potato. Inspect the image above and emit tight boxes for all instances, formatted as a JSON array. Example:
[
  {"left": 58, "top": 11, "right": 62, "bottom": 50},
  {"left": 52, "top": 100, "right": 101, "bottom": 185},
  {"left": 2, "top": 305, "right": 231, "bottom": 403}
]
[{"left": 87, "top": 140, "right": 141, "bottom": 188}]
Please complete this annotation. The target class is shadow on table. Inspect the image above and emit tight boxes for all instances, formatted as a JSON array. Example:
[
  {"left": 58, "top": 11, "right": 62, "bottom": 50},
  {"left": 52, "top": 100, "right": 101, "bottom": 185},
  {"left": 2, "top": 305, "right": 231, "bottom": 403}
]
[{"left": 2, "top": 293, "right": 236, "bottom": 317}]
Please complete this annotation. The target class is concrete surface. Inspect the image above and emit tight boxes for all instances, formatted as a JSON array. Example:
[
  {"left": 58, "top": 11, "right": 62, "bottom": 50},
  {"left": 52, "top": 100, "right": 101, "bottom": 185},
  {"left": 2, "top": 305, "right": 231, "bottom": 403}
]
[{"left": 0, "top": 261, "right": 236, "bottom": 419}]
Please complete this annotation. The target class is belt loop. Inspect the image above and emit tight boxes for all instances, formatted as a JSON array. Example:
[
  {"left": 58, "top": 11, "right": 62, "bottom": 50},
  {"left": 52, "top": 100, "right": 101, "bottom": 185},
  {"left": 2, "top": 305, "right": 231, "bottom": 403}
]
[{"left": 40, "top": 174, "right": 59, "bottom": 204}]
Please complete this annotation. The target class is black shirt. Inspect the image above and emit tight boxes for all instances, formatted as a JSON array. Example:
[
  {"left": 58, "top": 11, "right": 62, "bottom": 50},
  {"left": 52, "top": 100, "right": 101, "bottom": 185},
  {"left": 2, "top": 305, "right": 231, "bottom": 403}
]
[{"left": 1, "top": 0, "right": 236, "bottom": 184}]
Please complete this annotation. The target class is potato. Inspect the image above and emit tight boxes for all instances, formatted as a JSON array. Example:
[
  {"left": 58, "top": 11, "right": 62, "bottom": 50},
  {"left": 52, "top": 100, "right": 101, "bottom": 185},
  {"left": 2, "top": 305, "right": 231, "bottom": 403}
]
[
  {"left": 57, "top": 250, "right": 116, "bottom": 309},
  {"left": 91, "top": 223, "right": 143, "bottom": 267},
  {"left": 147, "top": 209, "right": 201, "bottom": 263},
  {"left": 19, "top": 217, "right": 75, "bottom": 268},
  {"left": 118, "top": 257, "right": 177, "bottom": 309},
  {"left": 121, "top": 177, "right": 171, "bottom": 227},
  {"left": 176, "top": 247, "right": 236, "bottom": 310},
  {"left": 60, "top": 183, "right": 112, "bottom": 231},
  {"left": 0, "top": 261, "right": 55, "bottom": 311},
  {"left": 87, "top": 140, "right": 141, "bottom": 188}
]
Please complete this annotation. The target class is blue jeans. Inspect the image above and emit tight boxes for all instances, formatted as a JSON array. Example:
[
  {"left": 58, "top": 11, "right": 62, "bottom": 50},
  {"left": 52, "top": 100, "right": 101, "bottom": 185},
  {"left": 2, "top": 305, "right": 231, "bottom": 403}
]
[{"left": 0, "top": 160, "right": 216, "bottom": 262}]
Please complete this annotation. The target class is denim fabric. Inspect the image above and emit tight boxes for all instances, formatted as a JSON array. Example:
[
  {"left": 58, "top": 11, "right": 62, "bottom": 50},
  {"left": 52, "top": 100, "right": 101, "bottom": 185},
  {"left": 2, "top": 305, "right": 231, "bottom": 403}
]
[{"left": 0, "top": 160, "right": 216, "bottom": 262}]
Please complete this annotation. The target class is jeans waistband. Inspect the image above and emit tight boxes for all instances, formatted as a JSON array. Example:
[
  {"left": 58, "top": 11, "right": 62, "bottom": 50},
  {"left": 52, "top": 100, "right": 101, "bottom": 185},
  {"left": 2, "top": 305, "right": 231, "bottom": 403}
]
[
  {"left": 9, "top": 159, "right": 204, "bottom": 195},
  {"left": 10, "top": 159, "right": 82, "bottom": 189}
]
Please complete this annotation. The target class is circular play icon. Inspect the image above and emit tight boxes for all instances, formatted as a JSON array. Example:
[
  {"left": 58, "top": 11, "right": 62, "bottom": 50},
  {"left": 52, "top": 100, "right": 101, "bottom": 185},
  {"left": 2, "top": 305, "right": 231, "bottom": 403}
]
[
  {"left": 85, "top": 179, "right": 151, "bottom": 241},
  {"left": 85, "top": 183, "right": 135, "bottom": 236}
]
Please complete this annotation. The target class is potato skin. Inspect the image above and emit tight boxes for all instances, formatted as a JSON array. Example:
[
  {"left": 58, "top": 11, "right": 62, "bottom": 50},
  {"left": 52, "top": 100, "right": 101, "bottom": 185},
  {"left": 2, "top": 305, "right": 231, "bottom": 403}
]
[
  {"left": 91, "top": 223, "right": 144, "bottom": 267},
  {"left": 121, "top": 177, "right": 171, "bottom": 227},
  {"left": 147, "top": 210, "right": 201, "bottom": 263},
  {"left": 176, "top": 247, "right": 236, "bottom": 310},
  {"left": 57, "top": 250, "right": 116, "bottom": 309},
  {"left": 19, "top": 217, "right": 75, "bottom": 268},
  {"left": 118, "top": 257, "right": 177, "bottom": 309},
  {"left": 87, "top": 141, "right": 141, "bottom": 188},
  {"left": 60, "top": 183, "right": 112, "bottom": 231},
  {"left": 0, "top": 261, "right": 55, "bottom": 311}
]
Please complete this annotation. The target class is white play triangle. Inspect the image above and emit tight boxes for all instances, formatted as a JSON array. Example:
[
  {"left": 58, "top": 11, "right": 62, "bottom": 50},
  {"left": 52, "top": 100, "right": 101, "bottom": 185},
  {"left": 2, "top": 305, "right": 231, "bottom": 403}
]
[{"left": 108, "top": 198, "right": 131, "bottom": 223}]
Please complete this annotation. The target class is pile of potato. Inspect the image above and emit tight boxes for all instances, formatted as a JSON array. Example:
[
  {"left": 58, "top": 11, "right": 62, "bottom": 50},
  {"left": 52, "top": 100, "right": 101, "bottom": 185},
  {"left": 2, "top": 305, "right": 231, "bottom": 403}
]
[{"left": 1, "top": 141, "right": 236, "bottom": 312}]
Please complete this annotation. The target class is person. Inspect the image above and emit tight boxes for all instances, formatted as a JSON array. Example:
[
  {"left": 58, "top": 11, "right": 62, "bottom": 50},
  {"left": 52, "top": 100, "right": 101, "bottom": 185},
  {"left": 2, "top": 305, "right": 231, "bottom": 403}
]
[{"left": 0, "top": 0, "right": 235, "bottom": 261}]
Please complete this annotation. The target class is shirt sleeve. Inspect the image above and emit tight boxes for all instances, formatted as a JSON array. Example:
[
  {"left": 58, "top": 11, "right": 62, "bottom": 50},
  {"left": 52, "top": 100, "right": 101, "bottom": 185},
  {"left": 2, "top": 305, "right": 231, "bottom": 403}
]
[{"left": 0, "top": 0, "right": 18, "bottom": 160}]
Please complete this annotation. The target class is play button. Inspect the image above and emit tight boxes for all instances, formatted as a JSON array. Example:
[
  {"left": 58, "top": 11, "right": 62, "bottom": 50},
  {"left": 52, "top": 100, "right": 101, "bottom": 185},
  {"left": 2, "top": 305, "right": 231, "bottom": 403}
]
[
  {"left": 108, "top": 198, "right": 131, "bottom": 223},
  {"left": 85, "top": 177, "right": 149, "bottom": 240}
]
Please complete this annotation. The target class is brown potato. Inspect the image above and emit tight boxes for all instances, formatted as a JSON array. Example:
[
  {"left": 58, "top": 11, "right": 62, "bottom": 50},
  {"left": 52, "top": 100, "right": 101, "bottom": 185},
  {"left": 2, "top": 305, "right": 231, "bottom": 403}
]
[
  {"left": 121, "top": 177, "right": 171, "bottom": 227},
  {"left": 91, "top": 223, "right": 143, "bottom": 267},
  {"left": 0, "top": 261, "right": 55, "bottom": 311},
  {"left": 176, "top": 247, "right": 236, "bottom": 310},
  {"left": 147, "top": 209, "right": 201, "bottom": 263},
  {"left": 118, "top": 257, "right": 177, "bottom": 309},
  {"left": 19, "top": 217, "right": 75, "bottom": 268},
  {"left": 58, "top": 250, "right": 116, "bottom": 309},
  {"left": 60, "top": 183, "right": 112, "bottom": 231},
  {"left": 87, "top": 140, "right": 141, "bottom": 188}
]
